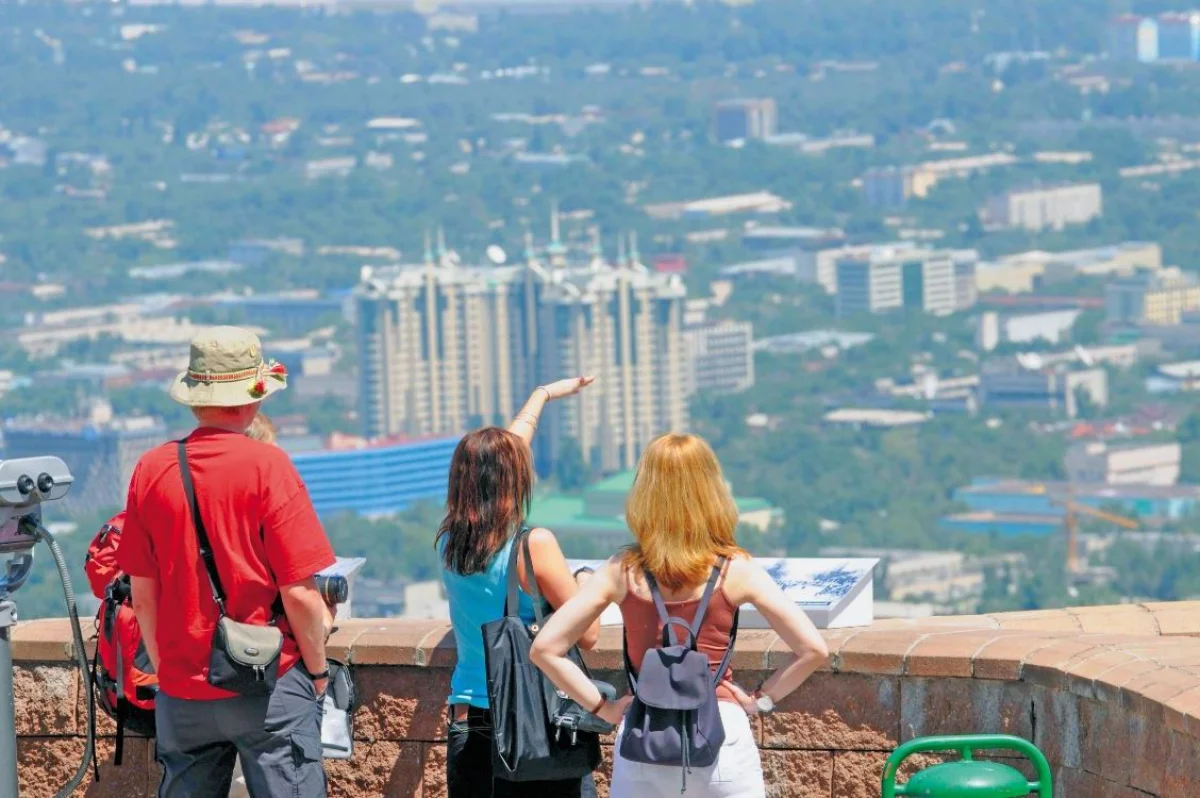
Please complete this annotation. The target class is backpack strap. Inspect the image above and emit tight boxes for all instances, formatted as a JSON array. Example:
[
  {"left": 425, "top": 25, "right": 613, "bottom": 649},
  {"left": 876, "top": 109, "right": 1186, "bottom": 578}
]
[
  {"left": 621, "top": 630, "right": 637, "bottom": 689},
  {"left": 644, "top": 570, "right": 699, "bottom": 649},
  {"left": 688, "top": 557, "right": 727, "bottom": 641},
  {"left": 710, "top": 608, "right": 740, "bottom": 689},
  {"left": 114, "top": 643, "right": 127, "bottom": 766},
  {"left": 89, "top": 640, "right": 102, "bottom": 783}
]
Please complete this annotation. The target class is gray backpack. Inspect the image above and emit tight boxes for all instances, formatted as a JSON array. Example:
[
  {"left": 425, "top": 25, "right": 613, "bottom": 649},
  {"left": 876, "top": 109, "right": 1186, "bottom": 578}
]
[{"left": 619, "top": 558, "right": 739, "bottom": 792}]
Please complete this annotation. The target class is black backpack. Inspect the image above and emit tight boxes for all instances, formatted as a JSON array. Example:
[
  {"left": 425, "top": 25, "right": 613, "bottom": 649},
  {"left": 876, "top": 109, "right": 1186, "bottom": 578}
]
[{"left": 619, "top": 558, "right": 739, "bottom": 792}]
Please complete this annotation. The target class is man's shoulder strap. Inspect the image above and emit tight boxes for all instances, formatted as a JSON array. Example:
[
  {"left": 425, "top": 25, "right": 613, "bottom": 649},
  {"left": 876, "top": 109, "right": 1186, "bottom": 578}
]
[{"left": 176, "top": 439, "right": 227, "bottom": 615}]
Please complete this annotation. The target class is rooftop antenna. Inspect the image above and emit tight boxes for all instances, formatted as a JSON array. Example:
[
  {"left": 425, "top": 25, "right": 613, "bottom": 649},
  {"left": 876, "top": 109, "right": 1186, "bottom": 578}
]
[
  {"left": 617, "top": 232, "right": 628, "bottom": 268},
  {"left": 524, "top": 228, "right": 537, "bottom": 263},
  {"left": 588, "top": 226, "right": 605, "bottom": 270},
  {"left": 423, "top": 230, "right": 434, "bottom": 267},
  {"left": 629, "top": 230, "right": 646, "bottom": 271}
]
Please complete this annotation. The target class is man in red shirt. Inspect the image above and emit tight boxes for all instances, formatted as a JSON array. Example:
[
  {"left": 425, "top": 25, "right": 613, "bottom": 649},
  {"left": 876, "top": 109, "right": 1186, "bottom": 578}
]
[{"left": 118, "top": 326, "right": 336, "bottom": 798}]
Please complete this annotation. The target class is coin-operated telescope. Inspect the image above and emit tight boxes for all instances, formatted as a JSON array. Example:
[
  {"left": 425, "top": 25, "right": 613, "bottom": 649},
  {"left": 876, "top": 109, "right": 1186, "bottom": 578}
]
[{"left": 0, "top": 457, "right": 95, "bottom": 797}]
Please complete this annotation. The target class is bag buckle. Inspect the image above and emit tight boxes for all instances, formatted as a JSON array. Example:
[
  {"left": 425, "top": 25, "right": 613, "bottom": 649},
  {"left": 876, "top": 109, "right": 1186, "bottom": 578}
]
[{"left": 554, "top": 714, "right": 578, "bottom": 746}]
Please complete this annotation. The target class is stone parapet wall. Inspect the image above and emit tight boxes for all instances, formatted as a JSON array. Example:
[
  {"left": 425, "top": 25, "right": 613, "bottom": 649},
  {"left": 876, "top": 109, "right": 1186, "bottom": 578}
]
[{"left": 12, "top": 601, "right": 1200, "bottom": 797}]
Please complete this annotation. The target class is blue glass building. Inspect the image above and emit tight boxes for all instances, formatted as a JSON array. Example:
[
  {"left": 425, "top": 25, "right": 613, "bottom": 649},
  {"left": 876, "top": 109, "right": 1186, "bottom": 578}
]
[{"left": 287, "top": 435, "right": 460, "bottom": 517}]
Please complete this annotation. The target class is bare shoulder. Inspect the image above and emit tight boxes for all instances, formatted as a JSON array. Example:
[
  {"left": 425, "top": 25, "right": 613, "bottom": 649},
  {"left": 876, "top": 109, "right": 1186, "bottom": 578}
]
[
  {"left": 526, "top": 527, "right": 562, "bottom": 551},
  {"left": 722, "top": 553, "right": 765, "bottom": 604},
  {"left": 724, "top": 552, "right": 758, "bottom": 579}
]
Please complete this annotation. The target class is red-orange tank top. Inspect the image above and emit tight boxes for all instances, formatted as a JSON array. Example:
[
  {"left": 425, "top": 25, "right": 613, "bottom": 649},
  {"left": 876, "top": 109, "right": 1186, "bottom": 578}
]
[{"left": 620, "top": 573, "right": 739, "bottom": 704}]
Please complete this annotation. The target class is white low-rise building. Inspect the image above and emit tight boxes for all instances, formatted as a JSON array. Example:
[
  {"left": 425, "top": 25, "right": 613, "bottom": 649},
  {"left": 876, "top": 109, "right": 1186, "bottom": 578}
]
[
  {"left": 1066, "top": 441, "right": 1181, "bottom": 487},
  {"left": 982, "top": 183, "right": 1103, "bottom": 232}
]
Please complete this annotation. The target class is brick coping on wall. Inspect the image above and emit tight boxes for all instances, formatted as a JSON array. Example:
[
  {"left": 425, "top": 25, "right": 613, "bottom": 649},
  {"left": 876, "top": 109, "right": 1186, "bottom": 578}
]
[
  {"left": 13, "top": 601, "right": 1200, "bottom": 796},
  {"left": 16, "top": 601, "right": 1200, "bottom": 723}
]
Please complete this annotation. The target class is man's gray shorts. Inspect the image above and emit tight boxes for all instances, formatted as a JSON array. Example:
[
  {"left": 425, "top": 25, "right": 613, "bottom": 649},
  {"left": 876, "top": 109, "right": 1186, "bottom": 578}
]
[{"left": 155, "top": 664, "right": 327, "bottom": 798}]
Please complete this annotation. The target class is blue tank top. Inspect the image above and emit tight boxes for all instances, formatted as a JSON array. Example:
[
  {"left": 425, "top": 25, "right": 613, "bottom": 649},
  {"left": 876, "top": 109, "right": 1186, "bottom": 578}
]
[{"left": 440, "top": 534, "right": 539, "bottom": 708}]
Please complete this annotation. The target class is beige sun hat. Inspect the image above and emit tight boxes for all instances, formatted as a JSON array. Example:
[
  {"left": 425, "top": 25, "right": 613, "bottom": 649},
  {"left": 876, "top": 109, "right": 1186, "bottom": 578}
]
[{"left": 169, "top": 326, "right": 288, "bottom": 407}]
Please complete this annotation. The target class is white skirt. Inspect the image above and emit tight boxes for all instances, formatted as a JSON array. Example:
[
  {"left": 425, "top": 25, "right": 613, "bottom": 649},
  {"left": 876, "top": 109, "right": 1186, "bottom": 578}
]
[{"left": 610, "top": 701, "right": 766, "bottom": 798}]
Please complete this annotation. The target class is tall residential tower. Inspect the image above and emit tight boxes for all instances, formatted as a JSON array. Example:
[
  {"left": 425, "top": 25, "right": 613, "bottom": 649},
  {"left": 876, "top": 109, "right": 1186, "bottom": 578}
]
[{"left": 355, "top": 217, "right": 688, "bottom": 473}]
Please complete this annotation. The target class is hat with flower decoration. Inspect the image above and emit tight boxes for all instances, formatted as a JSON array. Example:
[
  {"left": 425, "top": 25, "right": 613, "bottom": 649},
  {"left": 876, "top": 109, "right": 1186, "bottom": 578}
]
[{"left": 169, "top": 326, "right": 288, "bottom": 407}]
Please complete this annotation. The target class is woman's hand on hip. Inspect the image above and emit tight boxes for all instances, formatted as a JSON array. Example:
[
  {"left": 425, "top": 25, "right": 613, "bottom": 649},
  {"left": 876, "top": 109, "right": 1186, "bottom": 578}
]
[{"left": 723, "top": 680, "right": 760, "bottom": 717}]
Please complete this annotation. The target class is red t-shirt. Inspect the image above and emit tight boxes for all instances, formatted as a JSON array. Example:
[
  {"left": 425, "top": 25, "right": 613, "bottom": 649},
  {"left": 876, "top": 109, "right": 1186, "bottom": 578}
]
[{"left": 117, "top": 427, "right": 336, "bottom": 701}]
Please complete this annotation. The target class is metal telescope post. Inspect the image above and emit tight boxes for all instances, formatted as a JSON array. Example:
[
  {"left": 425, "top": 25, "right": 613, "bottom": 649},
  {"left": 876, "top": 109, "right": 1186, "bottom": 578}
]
[{"left": 0, "top": 457, "right": 75, "bottom": 796}]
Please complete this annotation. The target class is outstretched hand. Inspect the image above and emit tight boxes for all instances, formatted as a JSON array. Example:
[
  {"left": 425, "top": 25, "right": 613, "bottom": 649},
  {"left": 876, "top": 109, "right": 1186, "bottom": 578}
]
[{"left": 541, "top": 376, "right": 596, "bottom": 401}]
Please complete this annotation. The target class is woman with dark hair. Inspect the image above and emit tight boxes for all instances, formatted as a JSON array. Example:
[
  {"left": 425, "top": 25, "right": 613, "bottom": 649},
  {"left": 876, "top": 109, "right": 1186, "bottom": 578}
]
[{"left": 438, "top": 377, "right": 602, "bottom": 798}]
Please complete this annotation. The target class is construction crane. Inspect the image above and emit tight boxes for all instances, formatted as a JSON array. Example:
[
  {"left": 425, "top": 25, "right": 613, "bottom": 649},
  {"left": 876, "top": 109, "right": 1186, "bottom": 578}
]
[
  {"left": 1024, "top": 482, "right": 1139, "bottom": 575},
  {"left": 1054, "top": 486, "right": 1139, "bottom": 576}
]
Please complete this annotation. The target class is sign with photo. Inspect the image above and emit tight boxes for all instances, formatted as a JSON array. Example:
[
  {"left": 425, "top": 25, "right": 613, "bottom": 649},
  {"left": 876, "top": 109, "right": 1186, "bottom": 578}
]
[{"left": 566, "top": 557, "right": 878, "bottom": 629}]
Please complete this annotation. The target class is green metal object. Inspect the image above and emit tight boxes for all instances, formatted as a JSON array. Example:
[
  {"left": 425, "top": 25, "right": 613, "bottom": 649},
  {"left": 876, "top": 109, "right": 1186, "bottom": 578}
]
[{"left": 881, "top": 734, "right": 1053, "bottom": 798}]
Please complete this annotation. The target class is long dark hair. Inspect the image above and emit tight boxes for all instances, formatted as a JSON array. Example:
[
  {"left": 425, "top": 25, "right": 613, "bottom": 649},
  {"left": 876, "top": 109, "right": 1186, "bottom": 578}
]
[{"left": 437, "top": 427, "right": 534, "bottom": 576}]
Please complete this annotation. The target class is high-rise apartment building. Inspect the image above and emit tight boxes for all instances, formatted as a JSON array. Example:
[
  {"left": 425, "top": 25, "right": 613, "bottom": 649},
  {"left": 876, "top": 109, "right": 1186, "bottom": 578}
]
[
  {"left": 1158, "top": 12, "right": 1200, "bottom": 60},
  {"left": 683, "top": 321, "right": 755, "bottom": 397},
  {"left": 712, "top": 98, "right": 778, "bottom": 143},
  {"left": 835, "top": 248, "right": 972, "bottom": 318},
  {"left": 982, "top": 183, "right": 1103, "bottom": 232},
  {"left": 1106, "top": 266, "right": 1200, "bottom": 326},
  {"left": 1109, "top": 14, "right": 1160, "bottom": 62},
  {"left": 355, "top": 224, "right": 688, "bottom": 473}
]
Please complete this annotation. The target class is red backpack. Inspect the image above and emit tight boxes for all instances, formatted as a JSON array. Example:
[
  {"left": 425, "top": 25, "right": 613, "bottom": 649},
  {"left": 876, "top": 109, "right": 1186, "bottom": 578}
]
[{"left": 85, "top": 512, "right": 158, "bottom": 763}]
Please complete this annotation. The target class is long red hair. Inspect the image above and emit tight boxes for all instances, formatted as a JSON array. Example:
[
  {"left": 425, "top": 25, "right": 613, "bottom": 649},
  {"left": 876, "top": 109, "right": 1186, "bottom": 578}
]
[{"left": 622, "top": 433, "right": 745, "bottom": 591}]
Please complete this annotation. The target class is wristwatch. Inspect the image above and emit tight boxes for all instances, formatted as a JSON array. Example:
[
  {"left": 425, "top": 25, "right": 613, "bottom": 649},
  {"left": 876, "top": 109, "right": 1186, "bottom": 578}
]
[
  {"left": 306, "top": 666, "right": 330, "bottom": 681},
  {"left": 753, "top": 689, "right": 776, "bottom": 714}
]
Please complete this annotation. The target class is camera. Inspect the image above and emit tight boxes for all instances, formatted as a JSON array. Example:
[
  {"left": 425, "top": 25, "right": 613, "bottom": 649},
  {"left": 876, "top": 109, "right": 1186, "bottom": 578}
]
[{"left": 315, "top": 574, "right": 348, "bottom": 606}]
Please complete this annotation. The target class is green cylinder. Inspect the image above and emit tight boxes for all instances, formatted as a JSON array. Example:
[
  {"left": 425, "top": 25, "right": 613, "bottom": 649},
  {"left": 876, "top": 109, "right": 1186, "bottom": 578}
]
[
  {"left": 881, "top": 734, "right": 1053, "bottom": 798},
  {"left": 902, "top": 761, "right": 1033, "bottom": 797}
]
